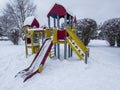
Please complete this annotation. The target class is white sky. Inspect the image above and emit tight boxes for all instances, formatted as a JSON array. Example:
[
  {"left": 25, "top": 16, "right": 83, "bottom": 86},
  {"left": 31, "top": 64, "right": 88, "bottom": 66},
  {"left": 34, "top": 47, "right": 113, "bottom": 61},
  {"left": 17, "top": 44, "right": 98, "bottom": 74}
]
[
  {"left": 0, "top": 0, "right": 120, "bottom": 26},
  {"left": 0, "top": 0, "right": 6, "bottom": 9}
]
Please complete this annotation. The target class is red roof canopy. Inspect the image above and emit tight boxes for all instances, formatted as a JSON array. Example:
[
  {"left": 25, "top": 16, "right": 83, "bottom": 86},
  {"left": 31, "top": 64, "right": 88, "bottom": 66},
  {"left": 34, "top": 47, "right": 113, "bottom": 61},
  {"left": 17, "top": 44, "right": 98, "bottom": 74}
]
[
  {"left": 24, "top": 16, "right": 40, "bottom": 28},
  {"left": 31, "top": 19, "right": 40, "bottom": 28},
  {"left": 47, "top": 3, "right": 73, "bottom": 19}
]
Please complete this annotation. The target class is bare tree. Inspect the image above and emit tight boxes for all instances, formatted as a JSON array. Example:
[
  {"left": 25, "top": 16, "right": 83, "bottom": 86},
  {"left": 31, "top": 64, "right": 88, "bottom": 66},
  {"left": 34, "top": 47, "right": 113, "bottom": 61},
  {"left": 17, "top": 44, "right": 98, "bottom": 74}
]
[
  {"left": 0, "top": 13, "right": 15, "bottom": 36},
  {"left": 3, "top": 0, "right": 36, "bottom": 34},
  {"left": 0, "top": 0, "right": 36, "bottom": 44}
]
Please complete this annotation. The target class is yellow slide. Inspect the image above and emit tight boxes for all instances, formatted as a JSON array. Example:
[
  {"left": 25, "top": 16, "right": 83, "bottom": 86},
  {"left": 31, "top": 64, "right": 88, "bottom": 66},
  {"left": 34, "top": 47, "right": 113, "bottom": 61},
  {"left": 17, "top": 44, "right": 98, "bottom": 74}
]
[{"left": 66, "top": 27, "right": 88, "bottom": 60}]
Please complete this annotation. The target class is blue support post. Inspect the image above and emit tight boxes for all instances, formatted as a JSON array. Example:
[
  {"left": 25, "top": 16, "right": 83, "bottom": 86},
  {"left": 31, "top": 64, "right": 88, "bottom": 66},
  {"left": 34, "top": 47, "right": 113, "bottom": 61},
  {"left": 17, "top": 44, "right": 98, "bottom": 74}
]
[
  {"left": 68, "top": 16, "right": 73, "bottom": 57},
  {"left": 41, "top": 33, "right": 44, "bottom": 44},
  {"left": 54, "top": 18, "right": 56, "bottom": 28},
  {"left": 57, "top": 16, "right": 60, "bottom": 59},
  {"left": 88, "top": 48, "right": 90, "bottom": 57},
  {"left": 85, "top": 52, "right": 88, "bottom": 64},
  {"left": 64, "top": 15, "right": 67, "bottom": 59},
  {"left": 48, "top": 17, "right": 50, "bottom": 28},
  {"left": 64, "top": 40, "right": 67, "bottom": 59},
  {"left": 57, "top": 16, "right": 60, "bottom": 29},
  {"left": 57, "top": 44, "right": 60, "bottom": 59},
  {"left": 69, "top": 16, "right": 71, "bottom": 28},
  {"left": 64, "top": 15, "right": 67, "bottom": 29},
  {"left": 54, "top": 44, "right": 56, "bottom": 56},
  {"left": 70, "top": 48, "right": 72, "bottom": 57},
  {"left": 68, "top": 45, "right": 70, "bottom": 57}
]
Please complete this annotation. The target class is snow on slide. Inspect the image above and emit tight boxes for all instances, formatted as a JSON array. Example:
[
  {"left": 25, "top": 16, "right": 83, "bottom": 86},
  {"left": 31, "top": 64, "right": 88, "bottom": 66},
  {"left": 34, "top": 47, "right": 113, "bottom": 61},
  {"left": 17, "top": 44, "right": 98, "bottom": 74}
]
[{"left": 15, "top": 38, "right": 53, "bottom": 82}]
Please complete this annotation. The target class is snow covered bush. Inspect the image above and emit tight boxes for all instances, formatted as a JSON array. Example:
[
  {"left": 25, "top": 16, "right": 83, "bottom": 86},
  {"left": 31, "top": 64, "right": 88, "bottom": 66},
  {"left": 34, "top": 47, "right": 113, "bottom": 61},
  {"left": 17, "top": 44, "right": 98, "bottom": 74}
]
[
  {"left": 7, "top": 28, "right": 20, "bottom": 45},
  {"left": 0, "top": 27, "right": 3, "bottom": 37},
  {"left": 77, "top": 18, "right": 97, "bottom": 46},
  {"left": 117, "top": 31, "right": 120, "bottom": 47},
  {"left": 101, "top": 18, "right": 120, "bottom": 47}
]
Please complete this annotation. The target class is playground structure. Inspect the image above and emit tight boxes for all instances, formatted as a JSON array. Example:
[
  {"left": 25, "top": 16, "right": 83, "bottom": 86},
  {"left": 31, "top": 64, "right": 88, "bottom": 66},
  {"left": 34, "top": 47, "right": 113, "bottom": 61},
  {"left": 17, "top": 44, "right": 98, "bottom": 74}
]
[
  {"left": 23, "top": 16, "right": 41, "bottom": 56},
  {"left": 16, "top": 3, "right": 89, "bottom": 82}
]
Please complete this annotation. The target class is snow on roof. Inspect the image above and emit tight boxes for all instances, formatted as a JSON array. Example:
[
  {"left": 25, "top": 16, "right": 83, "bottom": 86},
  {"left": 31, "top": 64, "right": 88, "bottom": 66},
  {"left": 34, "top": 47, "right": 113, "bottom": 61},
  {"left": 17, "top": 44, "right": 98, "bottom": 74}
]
[
  {"left": 56, "top": 3, "right": 74, "bottom": 16},
  {"left": 47, "top": 3, "right": 74, "bottom": 18},
  {"left": 24, "top": 16, "right": 35, "bottom": 26},
  {"left": 65, "top": 6, "right": 74, "bottom": 17},
  {"left": 28, "top": 28, "right": 44, "bottom": 32}
]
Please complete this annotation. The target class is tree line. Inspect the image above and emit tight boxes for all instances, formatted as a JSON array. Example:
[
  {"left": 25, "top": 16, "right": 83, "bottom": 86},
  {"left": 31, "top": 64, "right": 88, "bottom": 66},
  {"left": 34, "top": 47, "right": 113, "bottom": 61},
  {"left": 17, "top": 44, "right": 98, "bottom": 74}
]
[
  {"left": 76, "top": 18, "right": 120, "bottom": 47},
  {"left": 0, "top": 0, "right": 120, "bottom": 47},
  {"left": 0, "top": 0, "right": 36, "bottom": 44}
]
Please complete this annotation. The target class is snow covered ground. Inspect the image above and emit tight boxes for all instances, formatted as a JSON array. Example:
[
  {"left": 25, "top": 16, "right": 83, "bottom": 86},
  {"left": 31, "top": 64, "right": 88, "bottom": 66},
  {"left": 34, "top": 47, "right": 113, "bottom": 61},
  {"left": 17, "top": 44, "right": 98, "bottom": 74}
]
[{"left": 0, "top": 39, "right": 120, "bottom": 90}]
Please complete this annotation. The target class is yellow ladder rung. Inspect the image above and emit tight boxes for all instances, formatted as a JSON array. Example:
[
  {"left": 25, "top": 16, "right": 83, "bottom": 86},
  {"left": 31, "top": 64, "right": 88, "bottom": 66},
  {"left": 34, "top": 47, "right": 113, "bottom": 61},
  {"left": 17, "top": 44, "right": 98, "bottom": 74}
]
[
  {"left": 75, "top": 46, "right": 78, "bottom": 49},
  {"left": 72, "top": 42, "right": 75, "bottom": 45},
  {"left": 78, "top": 49, "right": 81, "bottom": 52},
  {"left": 81, "top": 53, "right": 84, "bottom": 57}
]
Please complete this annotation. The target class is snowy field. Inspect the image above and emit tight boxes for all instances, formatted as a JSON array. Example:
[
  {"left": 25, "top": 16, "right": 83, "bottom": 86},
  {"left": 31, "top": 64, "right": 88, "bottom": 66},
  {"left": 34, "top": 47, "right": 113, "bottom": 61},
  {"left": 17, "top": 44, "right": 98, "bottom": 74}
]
[{"left": 0, "top": 39, "right": 120, "bottom": 90}]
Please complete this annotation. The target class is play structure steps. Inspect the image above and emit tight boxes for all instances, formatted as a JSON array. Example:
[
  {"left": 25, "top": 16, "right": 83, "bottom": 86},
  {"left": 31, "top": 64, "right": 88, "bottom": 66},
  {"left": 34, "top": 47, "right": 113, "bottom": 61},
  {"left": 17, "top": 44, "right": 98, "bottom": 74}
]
[
  {"left": 66, "top": 28, "right": 88, "bottom": 60},
  {"left": 49, "top": 47, "right": 55, "bottom": 58},
  {"left": 67, "top": 37, "right": 84, "bottom": 60}
]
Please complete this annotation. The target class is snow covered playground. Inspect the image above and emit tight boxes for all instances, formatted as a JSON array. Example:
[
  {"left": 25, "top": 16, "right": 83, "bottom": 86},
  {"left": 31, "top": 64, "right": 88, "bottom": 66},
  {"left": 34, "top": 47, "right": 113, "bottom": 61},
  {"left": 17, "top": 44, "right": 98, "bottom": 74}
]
[
  {"left": 0, "top": 3, "right": 120, "bottom": 90},
  {"left": 14, "top": 3, "right": 89, "bottom": 82}
]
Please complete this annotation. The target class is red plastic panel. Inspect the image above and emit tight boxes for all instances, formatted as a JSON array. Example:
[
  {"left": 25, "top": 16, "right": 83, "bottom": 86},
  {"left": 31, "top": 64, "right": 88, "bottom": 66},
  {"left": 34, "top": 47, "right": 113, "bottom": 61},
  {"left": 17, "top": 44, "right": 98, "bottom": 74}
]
[
  {"left": 57, "top": 30, "right": 66, "bottom": 40},
  {"left": 27, "top": 38, "right": 31, "bottom": 44}
]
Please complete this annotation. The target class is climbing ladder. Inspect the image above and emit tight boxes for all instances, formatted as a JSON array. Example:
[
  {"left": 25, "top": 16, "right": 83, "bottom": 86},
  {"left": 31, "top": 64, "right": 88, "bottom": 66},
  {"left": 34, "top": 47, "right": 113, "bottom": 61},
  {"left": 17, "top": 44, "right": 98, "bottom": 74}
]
[
  {"left": 66, "top": 27, "right": 88, "bottom": 60},
  {"left": 49, "top": 46, "right": 55, "bottom": 58}
]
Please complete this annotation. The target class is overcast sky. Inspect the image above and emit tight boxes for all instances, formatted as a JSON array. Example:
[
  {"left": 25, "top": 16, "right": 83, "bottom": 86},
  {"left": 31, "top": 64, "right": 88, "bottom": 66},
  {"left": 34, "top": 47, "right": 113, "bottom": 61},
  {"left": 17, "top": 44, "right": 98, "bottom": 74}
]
[{"left": 0, "top": 0, "right": 120, "bottom": 26}]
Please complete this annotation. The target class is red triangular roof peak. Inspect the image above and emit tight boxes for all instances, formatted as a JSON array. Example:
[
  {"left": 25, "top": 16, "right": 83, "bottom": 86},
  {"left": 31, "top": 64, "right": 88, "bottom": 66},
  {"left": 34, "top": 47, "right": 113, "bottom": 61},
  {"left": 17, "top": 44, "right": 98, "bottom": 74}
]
[{"left": 74, "top": 16, "right": 77, "bottom": 24}]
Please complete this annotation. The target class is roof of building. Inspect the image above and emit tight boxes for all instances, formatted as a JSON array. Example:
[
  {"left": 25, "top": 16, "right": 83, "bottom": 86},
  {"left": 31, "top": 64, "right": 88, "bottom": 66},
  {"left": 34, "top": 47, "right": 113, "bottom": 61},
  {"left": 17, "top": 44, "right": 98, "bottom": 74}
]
[
  {"left": 47, "top": 3, "right": 73, "bottom": 19},
  {"left": 24, "top": 16, "right": 40, "bottom": 28}
]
